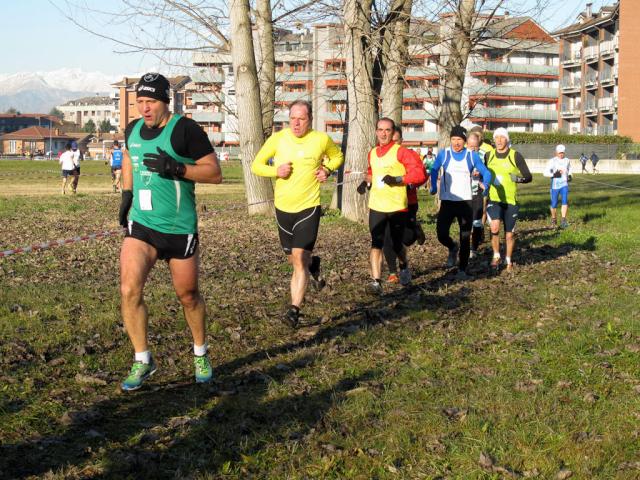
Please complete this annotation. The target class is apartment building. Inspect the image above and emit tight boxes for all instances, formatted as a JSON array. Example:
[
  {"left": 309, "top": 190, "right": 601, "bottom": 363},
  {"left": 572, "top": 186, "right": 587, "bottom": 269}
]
[
  {"left": 58, "top": 96, "right": 119, "bottom": 131},
  {"left": 464, "top": 16, "right": 559, "bottom": 132},
  {"left": 555, "top": 1, "right": 638, "bottom": 140},
  {"left": 189, "top": 15, "right": 558, "bottom": 147},
  {"left": 111, "top": 76, "right": 191, "bottom": 132}
]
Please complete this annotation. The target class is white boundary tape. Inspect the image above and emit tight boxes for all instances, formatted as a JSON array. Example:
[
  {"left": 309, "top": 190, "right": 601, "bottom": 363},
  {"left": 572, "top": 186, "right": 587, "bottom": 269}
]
[{"left": 0, "top": 229, "right": 122, "bottom": 259}]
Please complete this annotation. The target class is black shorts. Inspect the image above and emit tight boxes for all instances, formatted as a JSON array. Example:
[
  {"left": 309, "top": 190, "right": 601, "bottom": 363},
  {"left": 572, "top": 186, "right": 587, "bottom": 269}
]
[
  {"left": 111, "top": 166, "right": 122, "bottom": 173},
  {"left": 125, "top": 221, "right": 199, "bottom": 260},
  {"left": 275, "top": 206, "right": 321, "bottom": 254},
  {"left": 486, "top": 202, "right": 519, "bottom": 233},
  {"left": 61, "top": 169, "right": 74, "bottom": 178},
  {"left": 370, "top": 209, "right": 407, "bottom": 251}
]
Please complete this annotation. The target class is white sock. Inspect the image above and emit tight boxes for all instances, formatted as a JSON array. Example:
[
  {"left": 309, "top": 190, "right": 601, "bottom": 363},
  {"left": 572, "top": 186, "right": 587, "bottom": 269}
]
[
  {"left": 493, "top": 252, "right": 501, "bottom": 259},
  {"left": 505, "top": 256, "right": 512, "bottom": 265},
  {"left": 194, "top": 343, "right": 208, "bottom": 357},
  {"left": 135, "top": 350, "right": 151, "bottom": 364}
]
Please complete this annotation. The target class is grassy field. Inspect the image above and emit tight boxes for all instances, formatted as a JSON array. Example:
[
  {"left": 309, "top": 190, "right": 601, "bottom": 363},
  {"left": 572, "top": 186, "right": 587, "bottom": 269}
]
[{"left": 0, "top": 160, "right": 639, "bottom": 479}]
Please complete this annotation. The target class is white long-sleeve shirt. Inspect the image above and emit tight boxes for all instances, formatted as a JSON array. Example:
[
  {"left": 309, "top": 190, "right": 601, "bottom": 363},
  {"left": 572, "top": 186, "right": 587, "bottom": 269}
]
[{"left": 543, "top": 156, "right": 571, "bottom": 189}]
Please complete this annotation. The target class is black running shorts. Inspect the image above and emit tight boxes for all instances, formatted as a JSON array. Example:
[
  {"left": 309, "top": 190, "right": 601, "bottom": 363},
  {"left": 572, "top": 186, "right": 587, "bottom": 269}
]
[
  {"left": 275, "top": 206, "right": 321, "bottom": 254},
  {"left": 486, "top": 202, "right": 519, "bottom": 233},
  {"left": 125, "top": 221, "right": 199, "bottom": 260},
  {"left": 369, "top": 209, "right": 407, "bottom": 251}
]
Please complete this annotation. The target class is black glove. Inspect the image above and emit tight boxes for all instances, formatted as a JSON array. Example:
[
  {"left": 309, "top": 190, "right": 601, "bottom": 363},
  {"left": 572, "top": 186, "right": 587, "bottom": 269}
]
[
  {"left": 568, "top": 174, "right": 572, "bottom": 182},
  {"left": 143, "top": 147, "right": 186, "bottom": 178},
  {"left": 382, "top": 175, "right": 403, "bottom": 186},
  {"left": 356, "top": 180, "right": 371, "bottom": 195},
  {"left": 552, "top": 170, "right": 562, "bottom": 178},
  {"left": 119, "top": 190, "right": 133, "bottom": 227}
]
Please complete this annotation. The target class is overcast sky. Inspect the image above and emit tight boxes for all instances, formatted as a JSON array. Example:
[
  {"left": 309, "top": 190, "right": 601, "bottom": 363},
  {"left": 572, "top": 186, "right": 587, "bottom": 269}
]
[{"left": 0, "top": 0, "right": 612, "bottom": 76}]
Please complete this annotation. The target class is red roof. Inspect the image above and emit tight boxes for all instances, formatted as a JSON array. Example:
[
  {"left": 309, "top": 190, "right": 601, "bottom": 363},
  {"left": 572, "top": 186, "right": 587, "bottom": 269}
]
[{"left": 0, "top": 126, "right": 74, "bottom": 140}]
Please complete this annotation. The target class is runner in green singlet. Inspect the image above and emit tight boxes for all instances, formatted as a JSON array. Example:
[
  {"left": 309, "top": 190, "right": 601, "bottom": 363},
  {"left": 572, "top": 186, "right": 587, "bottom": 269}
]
[{"left": 117, "top": 73, "right": 222, "bottom": 391}]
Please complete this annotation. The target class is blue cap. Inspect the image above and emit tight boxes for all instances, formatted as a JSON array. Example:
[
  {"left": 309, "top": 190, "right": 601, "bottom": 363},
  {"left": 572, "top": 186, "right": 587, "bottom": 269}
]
[{"left": 71, "top": 141, "right": 78, "bottom": 149}]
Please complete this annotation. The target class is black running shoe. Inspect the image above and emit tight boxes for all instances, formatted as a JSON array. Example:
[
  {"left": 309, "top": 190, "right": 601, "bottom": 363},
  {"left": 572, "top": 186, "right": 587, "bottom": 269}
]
[
  {"left": 283, "top": 306, "right": 300, "bottom": 328},
  {"left": 309, "top": 255, "right": 326, "bottom": 290}
]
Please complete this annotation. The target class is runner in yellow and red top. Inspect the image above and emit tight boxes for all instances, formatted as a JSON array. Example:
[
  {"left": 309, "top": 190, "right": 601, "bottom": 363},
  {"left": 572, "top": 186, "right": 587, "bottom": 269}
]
[
  {"left": 252, "top": 100, "right": 343, "bottom": 328},
  {"left": 361, "top": 117, "right": 426, "bottom": 294},
  {"left": 381, "top": 126, "right": 426, "bottom": 284}
]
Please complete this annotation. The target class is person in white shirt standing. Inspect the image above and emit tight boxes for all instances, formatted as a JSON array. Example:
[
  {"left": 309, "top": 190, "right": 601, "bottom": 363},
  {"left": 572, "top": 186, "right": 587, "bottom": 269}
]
[
  {"left": 58, "top": 143, "right": 76, "bottom": 195},
  {"left": 543, "top": 144, "right": 571, "bottom": 229}
]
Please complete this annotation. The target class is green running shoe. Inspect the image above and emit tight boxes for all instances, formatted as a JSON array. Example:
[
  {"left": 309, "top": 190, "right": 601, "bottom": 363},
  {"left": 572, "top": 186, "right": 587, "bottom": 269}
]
[
  {"left": 121, "top": 358, "right": 157, "bottom": 391},
  {"left": 194, "top": 355, "right": 213, "bottom": 383}
]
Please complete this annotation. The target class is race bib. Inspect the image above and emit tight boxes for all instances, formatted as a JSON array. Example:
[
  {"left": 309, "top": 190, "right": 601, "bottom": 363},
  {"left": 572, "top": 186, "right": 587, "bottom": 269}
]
[{"left": 139, "top": 189, "right": 153, "bottom": 211}]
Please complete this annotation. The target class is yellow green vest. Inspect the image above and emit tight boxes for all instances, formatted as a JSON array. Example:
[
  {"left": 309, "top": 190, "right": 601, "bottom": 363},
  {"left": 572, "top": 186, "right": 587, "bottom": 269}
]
[
  {"left": 487, "top": 148, "right": 519, "bottom": 205},
  {"left": 368, "top": 144, "right": 407, "bottom": 213}
]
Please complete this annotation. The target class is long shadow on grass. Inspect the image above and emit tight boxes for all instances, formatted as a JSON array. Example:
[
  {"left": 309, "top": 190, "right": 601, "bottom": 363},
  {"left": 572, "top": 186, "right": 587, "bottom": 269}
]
[
  {"left": 517, "top": 235, "right": 597, "bottom": 266},
  {"left": 518, "top": 190, "right": 640, "bottom": 222},
  {"left": 0, "top": 355, "right": 378, "bottom": 478}
]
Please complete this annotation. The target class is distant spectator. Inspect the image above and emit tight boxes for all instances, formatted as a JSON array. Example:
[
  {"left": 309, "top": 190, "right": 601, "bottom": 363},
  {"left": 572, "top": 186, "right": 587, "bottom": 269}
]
[
  {"left": 579, "top": 152, "right": 588, "bottom": 174},
  {"left": 70, "top": 141, "right": 83, "bottom": 193},
  {"left": 59, "top": 143, "right": 75, "bottom": 195},
  {"left": 110, "top": 141, "right": 123, "bottom": 193},
  {"left": 590, "top": 151, "right": 599, "bottom": 174}
]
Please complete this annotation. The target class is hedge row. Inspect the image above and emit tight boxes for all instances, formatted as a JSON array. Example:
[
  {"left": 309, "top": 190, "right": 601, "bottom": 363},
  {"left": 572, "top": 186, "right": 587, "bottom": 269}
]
[{"left": 481, "top": 131, "right": 632, "bottom": 145}]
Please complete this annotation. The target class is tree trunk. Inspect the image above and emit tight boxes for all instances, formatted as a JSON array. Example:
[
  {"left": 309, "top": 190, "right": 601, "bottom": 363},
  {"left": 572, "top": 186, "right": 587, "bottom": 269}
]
[
  {"left": 229, "top": 0, "right": 274, "bottom": 215},
  {"left": 342, "top": 0, "right": 377, "bottom": 223},
  {"left": 380, "top": 0, "right": 413, "bottom": 124},
  {"left": 437, "top": 0, "right": 475, "bottom": 149},
  {"left": 255, "top": 0, "right": 275, "bottom": 139}
]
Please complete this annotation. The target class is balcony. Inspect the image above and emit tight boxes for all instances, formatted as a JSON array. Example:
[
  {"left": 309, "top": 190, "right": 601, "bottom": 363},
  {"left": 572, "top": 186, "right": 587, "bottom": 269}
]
[
  {"left": 327, "top": 131, "right": 343, "bottom": 143},
  {"left": 600, "top": 69, "right": 615, "bottom": 85},
  {"left": 561, "top": 51, "right": 582, "bottom": 66},
  {"left": 471, "top": 61, "right": 558, "bottom": 78},
  {"left": 584, "top": 45, "right": 599, "bottom": 62},
  {"left": 600, "top": 40, "right": 615, "bottom": 58},
  {"left": 561, "top": 79, "right": 581, "bottom": 92},
  {"left": 401, "top": 131, "right": 438, "bottom": 142},
  {"left": 561, "top": 105, "right": 581, "bottom": 118},
  {"left": 276, "top": 91, "right": 312, "bottom": 102},
  {"left": 468, "top": 85, "right": 558, "bottom": 99},
  {"left": 584, "top": 73, "right": 598, "bottom": 88},
  {"left": 207, "top": 132, "right": 225, "bottom": 144},
  {"left": 324, "top": 111, "right": 346, "bottom": 122},
  {"left": 405, "top": 66, "right": 439, "bottom": 78},
  {"left": 323, "top": 90, "right": 347, "bottom": 101},
  {"left": 276, "top": 71, "right": 313, "bottom": 82},
  {"left": 190, "top": 92, "right": 225, "bottom": 104},
  {"left": 584, "top": 103, "right": 597, "bottom": 115},
  {"left": 599, "top": 125, "right": 616, "bottom": 135},
  {"left": 189, "top": 111, "right": 225, "bottom": 122},
  {"left": 190, "top": 72, "right": 225, "bottom": 84},
  {"left": 470, "top": 106, "right": 558, "bottom": 121},
  {"left": 598, "top": 97, "right": 615, "bottom": 112},
  {"left": 401, "top": 109, "right": 438, "bottom": 121},
  {"left": 403, "top": 87, "right": 439, "bottom": 100}
]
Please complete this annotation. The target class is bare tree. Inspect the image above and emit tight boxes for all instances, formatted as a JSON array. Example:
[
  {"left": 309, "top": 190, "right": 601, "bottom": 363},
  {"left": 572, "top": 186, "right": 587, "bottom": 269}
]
[
  {"left": 379, "top": 0, "right": 414, "bottom": 124},
  {"left": 436, "top": 0, "right": 476, "bottom": 147},
  {"left": 338, "top": 0, "right": 419, "bottom": 222},
  {"left": 341, "top": 0, "right": 378, "bottom": 223},
  {"left": 229, "top": 0, "right": 275, "bottom": 215},
  {"left": 255, "top": 0, "right": 276, "bottom": 138}
]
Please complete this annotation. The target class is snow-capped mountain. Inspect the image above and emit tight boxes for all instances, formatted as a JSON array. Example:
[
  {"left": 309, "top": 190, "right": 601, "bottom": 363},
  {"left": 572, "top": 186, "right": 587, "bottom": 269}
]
[{"left": 0, "top": 68, "right": 122, "bottom": 114}]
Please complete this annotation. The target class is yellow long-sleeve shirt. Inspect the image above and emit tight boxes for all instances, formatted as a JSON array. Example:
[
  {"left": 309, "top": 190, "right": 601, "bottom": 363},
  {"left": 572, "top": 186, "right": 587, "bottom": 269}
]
[{"left": 251, "top": 128, "right": 344, "bottom": 213}]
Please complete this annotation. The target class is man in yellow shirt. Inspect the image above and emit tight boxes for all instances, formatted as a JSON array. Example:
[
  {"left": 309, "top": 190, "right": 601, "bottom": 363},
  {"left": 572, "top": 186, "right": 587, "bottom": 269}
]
[{"left": 252, "top": 100, "right": 344, "bottom": 327}]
